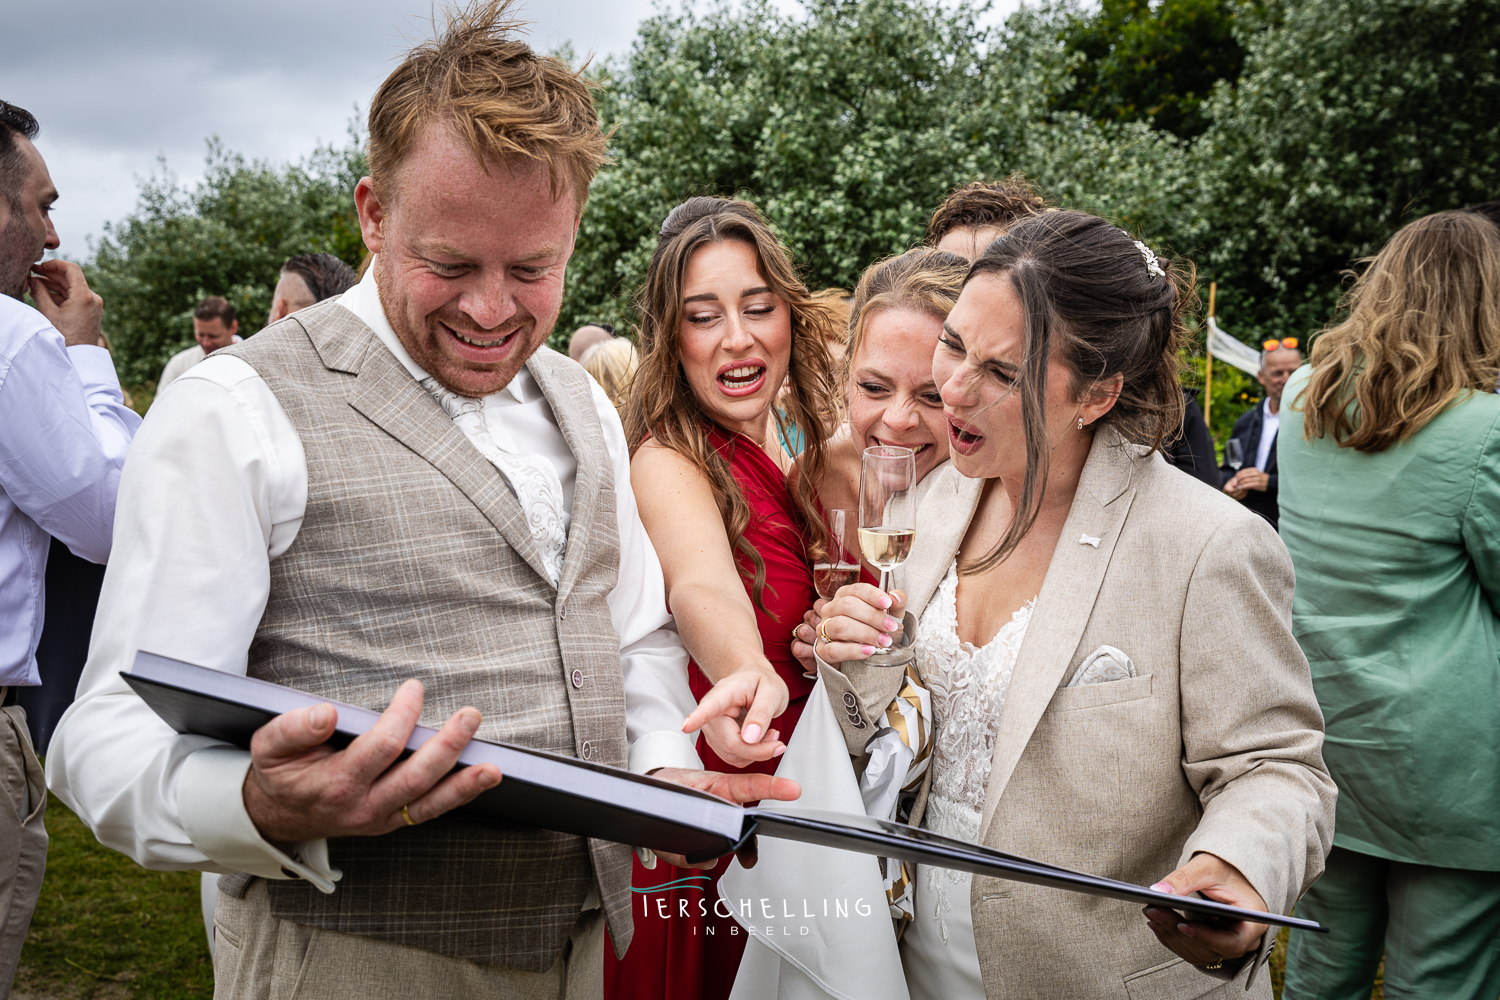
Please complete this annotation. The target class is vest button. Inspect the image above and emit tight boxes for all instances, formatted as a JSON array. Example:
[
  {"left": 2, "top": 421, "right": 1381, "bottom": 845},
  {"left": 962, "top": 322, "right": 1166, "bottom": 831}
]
[
  {"left": 559, "top": 603, "right": 568, "bottom": 620},
  {"left": 571, "top": 669, "right": 584, "bottom": 689}
]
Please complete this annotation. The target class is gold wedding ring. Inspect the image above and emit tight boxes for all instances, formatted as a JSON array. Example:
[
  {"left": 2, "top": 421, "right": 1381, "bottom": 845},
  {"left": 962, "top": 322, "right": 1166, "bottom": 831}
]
[
  {"left": 401, "top": 805, "right": 417, "bottom": 827},
  {"left": 792, "top": 625, "right": 803, "bottom": 644},
  {"left": 818, "top": 620, "right": 833, "bottom": 644}
]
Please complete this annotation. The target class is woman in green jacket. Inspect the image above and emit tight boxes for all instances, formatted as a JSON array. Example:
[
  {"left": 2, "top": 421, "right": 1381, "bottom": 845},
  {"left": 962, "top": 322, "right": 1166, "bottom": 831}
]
[{"left": 1279, "top": 210, "right": 1500, "bottom": 1000}]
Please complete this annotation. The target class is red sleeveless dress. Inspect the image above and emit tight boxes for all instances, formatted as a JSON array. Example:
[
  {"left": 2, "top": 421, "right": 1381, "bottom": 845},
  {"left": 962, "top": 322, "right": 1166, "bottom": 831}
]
[{"left": 604, "top": 426, "right": 817, "bottom": 1000}]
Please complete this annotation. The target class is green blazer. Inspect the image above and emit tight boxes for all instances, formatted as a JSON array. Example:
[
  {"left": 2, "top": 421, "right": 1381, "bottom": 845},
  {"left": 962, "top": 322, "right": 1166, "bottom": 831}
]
[{"left": 1280, "top": 366, "right": 1500, "bottom": 871}]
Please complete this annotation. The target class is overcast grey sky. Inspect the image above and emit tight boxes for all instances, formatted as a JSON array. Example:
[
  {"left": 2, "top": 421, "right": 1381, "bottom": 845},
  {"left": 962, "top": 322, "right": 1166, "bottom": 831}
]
[{"left": 1, "top": 0, "right": 1019, "bottom": 257}]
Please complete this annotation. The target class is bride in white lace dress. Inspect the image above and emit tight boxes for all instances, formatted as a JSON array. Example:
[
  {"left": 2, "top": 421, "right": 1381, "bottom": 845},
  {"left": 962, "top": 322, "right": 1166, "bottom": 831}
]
[
  {"left": 902, "top": 563, "right": 1033, "bottom": 1000},
  {"left": 809, "top": 211, "right": 1335, "bottom": 998}
]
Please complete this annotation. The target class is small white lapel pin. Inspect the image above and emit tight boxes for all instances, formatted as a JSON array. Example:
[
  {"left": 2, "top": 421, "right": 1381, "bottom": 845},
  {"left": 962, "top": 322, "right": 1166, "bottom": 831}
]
[{"left": 1079, "top": 533, "right": 1101, "bottom": 548}]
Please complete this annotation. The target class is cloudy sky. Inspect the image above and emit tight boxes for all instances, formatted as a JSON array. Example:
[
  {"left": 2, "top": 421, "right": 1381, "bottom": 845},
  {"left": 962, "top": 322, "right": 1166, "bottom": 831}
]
[{"left": 2, "top": 0, "right": 1019, "bottom": 258}]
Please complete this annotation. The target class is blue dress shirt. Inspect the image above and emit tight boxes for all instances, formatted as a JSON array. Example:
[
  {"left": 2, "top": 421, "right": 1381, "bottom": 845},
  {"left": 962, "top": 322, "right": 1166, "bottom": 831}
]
[{"left": 0, "top": 293, "right": 138, "bottom": 686}]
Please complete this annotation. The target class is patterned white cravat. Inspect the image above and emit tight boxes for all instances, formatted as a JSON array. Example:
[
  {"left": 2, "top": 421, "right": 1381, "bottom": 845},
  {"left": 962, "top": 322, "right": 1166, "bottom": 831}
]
[{"left": 419, "top": 376, "right": 568, "bottom": 586}]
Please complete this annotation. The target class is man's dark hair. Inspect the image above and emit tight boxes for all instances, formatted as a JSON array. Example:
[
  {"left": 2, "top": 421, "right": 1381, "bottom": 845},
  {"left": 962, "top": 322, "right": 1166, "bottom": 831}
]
[
  {"left": 194, "top": 295, "right": 237, "bottom": 326},
  {"left": 926, "top": 174, "right": 1049, "bottom": 245},
  {"left": 0, "top": 101, "right": 40, "bottom": 208},
  {"left": 281, "top": 252, "right": 358, "bottom": 302},
  {"left": 1463, "top": 201, "right": 1500, "bottom": 232}
]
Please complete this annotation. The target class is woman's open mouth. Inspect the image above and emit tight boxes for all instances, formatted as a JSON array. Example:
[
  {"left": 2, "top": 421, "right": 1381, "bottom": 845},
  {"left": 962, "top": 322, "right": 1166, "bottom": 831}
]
[
  {"left": 717, "top": 361, "right": 767, "bottom": 397},
  {"left": 948, "top": 418, "right": 985, "bottom": 455},
  {"left": 870, "top": 436, "right": 933, "bottom": 459}
]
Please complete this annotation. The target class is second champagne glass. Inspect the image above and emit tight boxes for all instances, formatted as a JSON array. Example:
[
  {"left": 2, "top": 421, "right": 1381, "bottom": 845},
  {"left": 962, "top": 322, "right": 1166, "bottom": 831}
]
[
  {"left": 813, "top": 507, "right": 860, "bottom": 600},
  {"left": 857, "top": 445, "right": 916, "bottom": 667},
  {"left": 1225, "top": 439, "right": 1245, "bottom": 472}
]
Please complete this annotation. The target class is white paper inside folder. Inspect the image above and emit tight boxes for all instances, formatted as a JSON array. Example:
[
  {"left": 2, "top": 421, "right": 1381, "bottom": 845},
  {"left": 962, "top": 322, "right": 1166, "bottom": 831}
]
[{"left": 723, "top": 676, "right": 911, "bottom": 1000}]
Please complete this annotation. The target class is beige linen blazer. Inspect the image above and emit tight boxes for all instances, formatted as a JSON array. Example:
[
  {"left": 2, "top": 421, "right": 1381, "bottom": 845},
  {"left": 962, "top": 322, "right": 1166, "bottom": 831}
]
[{"left": 821, "top": 428, "right": 1336, "bottom": 999}]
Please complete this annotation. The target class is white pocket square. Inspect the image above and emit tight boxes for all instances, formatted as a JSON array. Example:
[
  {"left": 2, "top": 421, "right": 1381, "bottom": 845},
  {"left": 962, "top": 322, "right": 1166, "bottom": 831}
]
[{"left": 1067, "top": 645, "right": 1137, "bottom": 687}]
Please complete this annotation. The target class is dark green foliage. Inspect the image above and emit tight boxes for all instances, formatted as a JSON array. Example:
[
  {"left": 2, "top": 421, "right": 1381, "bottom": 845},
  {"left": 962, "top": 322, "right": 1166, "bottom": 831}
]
[
  {"left": 86, "top": 133, "right": 367, "bottom": 391},
  {"left": 1189, "top": 0, "right": 1500, "bottom": 344},
  {"left": 1052, "top": 0, "right": 1252, "bottom": 139},
  {"left": 559, "top": 0, "right": 1060, "bottom": 342}
]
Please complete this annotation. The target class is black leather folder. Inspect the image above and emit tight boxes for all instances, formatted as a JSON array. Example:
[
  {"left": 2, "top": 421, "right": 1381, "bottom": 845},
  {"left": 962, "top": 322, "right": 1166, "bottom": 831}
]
[{"left": 123, "top": 650, "right": 1325, "bottom": 933}]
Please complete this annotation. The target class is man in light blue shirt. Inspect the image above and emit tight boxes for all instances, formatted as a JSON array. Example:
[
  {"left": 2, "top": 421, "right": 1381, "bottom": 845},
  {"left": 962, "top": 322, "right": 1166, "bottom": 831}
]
[{"left": 0, "top": 99, "right": 138, "bottom": 988}]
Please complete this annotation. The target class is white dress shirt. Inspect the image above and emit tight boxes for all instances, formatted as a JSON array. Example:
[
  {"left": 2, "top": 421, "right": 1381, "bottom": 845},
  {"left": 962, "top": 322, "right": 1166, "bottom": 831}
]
[
  {"left": 0, "top": 293, "right": 139, "bottom": 686},
  {"left": 1255, "top": 399, "right": 1280, "bottom": 472},
  {"left": 158, "top": 335, "right": 242, "bottom": 391},
  {"left": 46, "top": 263, "right": 700, "bottom": 889}
]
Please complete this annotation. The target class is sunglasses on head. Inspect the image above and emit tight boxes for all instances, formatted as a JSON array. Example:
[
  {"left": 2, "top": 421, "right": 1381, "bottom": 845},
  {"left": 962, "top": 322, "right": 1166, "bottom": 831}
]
[{"left": 1263, "top": 337, "right": 1299, "bottom": 352}]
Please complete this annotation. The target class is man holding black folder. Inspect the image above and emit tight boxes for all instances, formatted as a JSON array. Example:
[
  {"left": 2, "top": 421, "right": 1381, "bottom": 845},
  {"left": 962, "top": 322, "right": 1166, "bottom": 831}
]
[{"left": 45, "top": 5, "right": 794, "bottom": 998}]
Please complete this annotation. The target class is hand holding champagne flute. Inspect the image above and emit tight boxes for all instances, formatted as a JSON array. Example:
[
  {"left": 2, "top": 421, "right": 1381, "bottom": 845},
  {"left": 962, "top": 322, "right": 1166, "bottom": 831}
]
[{"left": 853, "top": 445, "right": 916, "bottom": 666}]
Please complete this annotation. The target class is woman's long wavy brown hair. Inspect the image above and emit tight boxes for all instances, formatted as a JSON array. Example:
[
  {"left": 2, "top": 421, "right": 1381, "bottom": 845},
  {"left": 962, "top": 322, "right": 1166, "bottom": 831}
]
[
  {"left": 1299, "top": 211, "right": 1500, "bottom": 452},
  {"left": 624, "top": 197, "right": 842, "bottom": 611}
]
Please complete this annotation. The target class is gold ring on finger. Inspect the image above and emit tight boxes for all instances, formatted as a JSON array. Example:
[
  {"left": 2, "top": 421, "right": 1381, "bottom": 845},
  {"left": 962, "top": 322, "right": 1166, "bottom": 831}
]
[
  {"left": 818, "top": 620, "right": 833, "bottom": 644},
  {"left": 401, "top": 805, "right": 418, "bottom": 827},
  {"left": 791, "top": 625, "right": 803, "bottom": 644}
]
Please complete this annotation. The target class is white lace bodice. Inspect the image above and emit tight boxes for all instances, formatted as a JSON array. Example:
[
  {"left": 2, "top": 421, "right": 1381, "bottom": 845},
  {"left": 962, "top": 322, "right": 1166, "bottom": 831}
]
[
  {"left": 909, "top": 560, "right": 1033, "bottom": 956},
  {"left": 919, "top": 561, "right": 1034, "bottom": 843}
]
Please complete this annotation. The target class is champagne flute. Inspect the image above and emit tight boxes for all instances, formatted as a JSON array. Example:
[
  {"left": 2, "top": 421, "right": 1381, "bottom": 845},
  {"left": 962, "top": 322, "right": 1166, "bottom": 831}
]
[
  {"left": 1225, "top": 439, "right": 1245, "bottom": 471},
  {"left": 857, "top": 446, "right": 916, "bottom": 667},
  {"left": 813, "top": 508, "right": 860, "bottom": 600}
]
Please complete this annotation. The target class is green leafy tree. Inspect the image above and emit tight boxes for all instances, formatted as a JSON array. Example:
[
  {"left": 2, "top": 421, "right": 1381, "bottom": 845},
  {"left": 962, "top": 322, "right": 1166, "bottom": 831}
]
[
  {"left": 1052, "top": 0, "right": 1253, "bottom": 139},
  {"left": 561, "top": 0, "right": 1065, "bottom": 340},
  {"left": 87, "top": 133, "right": 367, "bottom": 393},
  {"left": 1189, "top": 0, "right": 1500, "bottom": 345}
]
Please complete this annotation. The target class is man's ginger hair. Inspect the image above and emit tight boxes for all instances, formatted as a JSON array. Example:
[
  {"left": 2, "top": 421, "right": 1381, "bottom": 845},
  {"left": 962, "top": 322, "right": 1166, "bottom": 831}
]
[{"left": 367, "top": 1, "right": 607, "bottom": 211}]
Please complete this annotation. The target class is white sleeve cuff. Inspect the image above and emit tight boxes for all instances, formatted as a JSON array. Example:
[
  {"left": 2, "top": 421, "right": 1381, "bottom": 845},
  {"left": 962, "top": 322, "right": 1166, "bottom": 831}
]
[
  {"left": 628, "top": 729, "right": 702, "bottom": 775},
  {"left": 66, "top": 344, "right": 124, "bottom": 389},
  {"left": 177, "top": 746, "right": 342, "bottom": 894}
]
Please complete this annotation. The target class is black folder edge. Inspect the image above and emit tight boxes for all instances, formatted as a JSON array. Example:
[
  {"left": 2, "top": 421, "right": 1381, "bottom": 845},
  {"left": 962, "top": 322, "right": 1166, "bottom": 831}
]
[{"left": 122, "top": 652, "right": 1326, "bottom": 934}]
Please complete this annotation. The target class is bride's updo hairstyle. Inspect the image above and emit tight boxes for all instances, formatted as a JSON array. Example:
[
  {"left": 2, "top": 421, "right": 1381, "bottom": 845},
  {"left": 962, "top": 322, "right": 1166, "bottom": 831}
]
[
  {"left": 625, "top": 196, "right": 841, "bottom": 609},
  {"left": 963, "top": 209, "right": 1191, "bottom": 573}
]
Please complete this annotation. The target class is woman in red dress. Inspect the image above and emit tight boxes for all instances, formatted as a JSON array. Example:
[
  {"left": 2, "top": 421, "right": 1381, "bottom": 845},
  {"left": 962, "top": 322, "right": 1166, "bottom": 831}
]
[{"left": 608, "top": 197, "right": 842, "bottom": 1000}]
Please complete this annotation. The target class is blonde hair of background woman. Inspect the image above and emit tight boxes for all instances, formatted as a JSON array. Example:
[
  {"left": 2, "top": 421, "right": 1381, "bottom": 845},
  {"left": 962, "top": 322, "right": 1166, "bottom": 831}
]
[
  {"left": 581, "top": 337, "right": 639, "bottom": 412},
  {"left": 1299, "top": 210, "right": 1500, "bottom": 453},
  {"left": 844, "top": 247, "right": 970, "bottom": 377}
]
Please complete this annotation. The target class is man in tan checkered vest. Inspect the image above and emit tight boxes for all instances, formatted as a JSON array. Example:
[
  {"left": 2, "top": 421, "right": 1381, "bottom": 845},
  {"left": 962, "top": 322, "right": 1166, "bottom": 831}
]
[{"left": 45, "top": 4, "right": 798, "bottom": 997}]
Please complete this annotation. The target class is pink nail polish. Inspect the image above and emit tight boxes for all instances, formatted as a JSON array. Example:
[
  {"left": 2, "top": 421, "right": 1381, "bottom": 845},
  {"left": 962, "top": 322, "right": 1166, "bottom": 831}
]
[
  {"left": 884, "top": 617, "right": 899, "bottom": 631},
  {"left": 860, "top": 645, "right": 876, "bottom": 657},
  {"left": 879, "top": 634, "right": 892, "bottom": 647}
]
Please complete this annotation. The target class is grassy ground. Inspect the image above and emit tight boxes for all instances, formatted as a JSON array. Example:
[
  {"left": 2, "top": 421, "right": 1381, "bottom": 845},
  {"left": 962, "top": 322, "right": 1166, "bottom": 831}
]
[
  {"left": 16, "top": 794, "right": 1392, "bottom": 1000},
  {"left": 14, "top": 793, "right": 212, "bottom": 1000}
]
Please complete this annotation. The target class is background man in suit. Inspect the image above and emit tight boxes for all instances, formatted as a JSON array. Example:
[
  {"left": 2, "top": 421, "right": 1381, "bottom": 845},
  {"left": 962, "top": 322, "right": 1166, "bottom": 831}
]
[
  {"left": 157, "top": 295, "right": 241, "bottom": 390},
  {"left": 46, "top": 6, "right": 791, "bottom": 998},
  {"left": 1222, "top": 338, "right": 1303, "bottom": 529}
]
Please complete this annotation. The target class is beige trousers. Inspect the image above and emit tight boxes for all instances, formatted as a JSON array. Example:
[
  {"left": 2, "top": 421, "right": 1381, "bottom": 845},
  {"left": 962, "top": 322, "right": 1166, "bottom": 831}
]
[
  {"left": 0, "top": 705, "right": 48, "bottom": 998},
  {"left": 213, "top": 880, "right": 604, "bottom": 1000}
]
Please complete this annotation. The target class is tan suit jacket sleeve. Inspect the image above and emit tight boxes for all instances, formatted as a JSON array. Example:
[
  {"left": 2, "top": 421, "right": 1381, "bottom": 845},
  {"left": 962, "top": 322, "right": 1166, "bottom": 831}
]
[{"left": 1176, "top": 512, "right": 1337, "bottom": 915}]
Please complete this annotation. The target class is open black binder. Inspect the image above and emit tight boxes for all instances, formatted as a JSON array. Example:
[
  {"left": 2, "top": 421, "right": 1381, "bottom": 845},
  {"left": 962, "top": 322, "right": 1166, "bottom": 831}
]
[{"left": 123, "top": 651, "right": 1325, "bottom": 933}]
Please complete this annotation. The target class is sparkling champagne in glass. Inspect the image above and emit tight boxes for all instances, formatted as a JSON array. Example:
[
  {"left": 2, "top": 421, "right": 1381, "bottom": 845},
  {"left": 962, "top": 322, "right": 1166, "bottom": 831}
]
[
  {"left": 857, "top": 446, "right": 916, "bottom": 666},
  {"left": 813, "top": 508, "right": 860, "bottom": 600}
]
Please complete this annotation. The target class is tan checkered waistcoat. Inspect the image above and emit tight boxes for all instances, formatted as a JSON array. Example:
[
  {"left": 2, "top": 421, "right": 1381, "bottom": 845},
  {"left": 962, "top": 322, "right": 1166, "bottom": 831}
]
[{"left": 216, "top": 302, "right": 634, "bottom": 972}]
